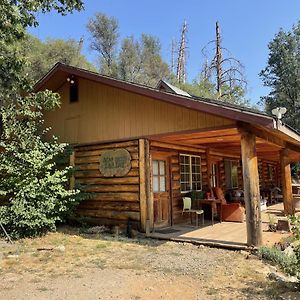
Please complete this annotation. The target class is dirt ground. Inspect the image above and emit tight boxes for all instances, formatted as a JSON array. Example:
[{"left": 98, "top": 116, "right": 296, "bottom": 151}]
[{"left": 0, "top": 226, "right": 298, "bottom": 300}]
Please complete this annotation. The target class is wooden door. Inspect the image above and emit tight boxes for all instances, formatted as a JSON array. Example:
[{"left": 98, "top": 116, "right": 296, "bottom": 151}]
[{"left": 152, "top": 156, "right": 170, "bottom": 228}]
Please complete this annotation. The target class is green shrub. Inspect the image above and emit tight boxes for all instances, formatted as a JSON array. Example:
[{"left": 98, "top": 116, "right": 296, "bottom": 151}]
[
  {"left": 0, "top": 93, "right": 85, "bottom": 239},
  {"left": 258, "top": 246, "right": 298, "bottom": 277},
  {"left": 289, "top": 215, "right": 300, "bottom": 240}
]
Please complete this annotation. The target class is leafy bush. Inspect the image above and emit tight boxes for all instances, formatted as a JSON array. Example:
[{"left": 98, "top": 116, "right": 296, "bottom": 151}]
[
  {"left": 258, "top": 214, "right": 300, "bottom": 280},
  {"left": 258, "top": 246, "right": 298, "bottom": 277},
  {"left": 0, "top": 93, "right": 84, "bottom": 239},
  {"left": 289, "top": 215, "right": 300, "bottom": 240}
]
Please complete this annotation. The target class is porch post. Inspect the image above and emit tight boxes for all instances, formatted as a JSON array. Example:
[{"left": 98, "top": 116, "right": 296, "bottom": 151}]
[
  {"left": 240, "top": 130, "right": 262, "bottom": 247},
  {"left": 280, "top": 149, "right": 294, "bottom": 215},
  {"left": 139, "top": 139, "right": 153, "bottom": 234}
]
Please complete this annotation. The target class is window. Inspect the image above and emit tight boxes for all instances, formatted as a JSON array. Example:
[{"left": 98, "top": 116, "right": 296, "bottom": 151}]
[
  {"left": 69, "top": 77, "right": 78, "bottom": 103},
  {"left": 153, "top": 160, "right": 166, "bottom": 192},
  {"left": 268, "top": 164, "right": 275, "bottom": 181},
  {"left": 180, "top": 154, "right": 202, "bottom": 192},
  {"left": 210, "top": 163, "right": 218, "bottom": 188},
  {"left": 225, "top": 159, "right": 239, "bottom": 189}
]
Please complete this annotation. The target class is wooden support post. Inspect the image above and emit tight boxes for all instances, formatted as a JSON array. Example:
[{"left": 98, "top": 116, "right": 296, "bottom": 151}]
[
  {"left": 206, "top": 148, "right": 212, "bottom": 192},
  {"left": 139, "top": 139, "right": 147, "bottom": 232},
  {"left": 145, "top": 139, "right": 153, "bottom": 234},
  {"left": 69, "top": 151, "right": 75, "bottom": 190},
  {"left": 240, "top": 131, "right": 262, "bottom": 247},
  {"left": 280, "top": 149, "right": 294, "bottom": 215}
]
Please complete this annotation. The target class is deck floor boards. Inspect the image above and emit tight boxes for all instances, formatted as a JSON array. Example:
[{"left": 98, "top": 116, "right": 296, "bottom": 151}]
[{"left": 150, "top": 203, "right": 293, "bottom": 250}]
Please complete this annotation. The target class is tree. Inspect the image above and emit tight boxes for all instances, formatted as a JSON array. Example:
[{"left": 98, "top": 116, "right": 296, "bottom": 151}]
[
  {"left": 201, "top": 21, "right": 247, "bottom": 104},
  {"left": 0, "top": 0, "right": 84, "bottom": 238},
  {"left": 19, "top": 34, "right": 96, "bottom": 82},
  {"left": 118, "top": 34, "right": 170, "bottom": 87},
  {"left": 176, "top": 21, "right": 188, "bottom": 84},
  {"left": 174, "top": 77, "right": 216, "bottom": 99},
  {"left": 260, "top": 22, "right": 300, "bottom": 130},
  {"left": 118, "top": 36, "right": 142, "bottom": 83},
  {"left": 87, "top": 13, "right": 119, "bottom": 76}
]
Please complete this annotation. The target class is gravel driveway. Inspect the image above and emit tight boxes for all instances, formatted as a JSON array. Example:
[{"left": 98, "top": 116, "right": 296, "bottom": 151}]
[{"left": 0, "top": 227, "right": 296, "bottom": 299}]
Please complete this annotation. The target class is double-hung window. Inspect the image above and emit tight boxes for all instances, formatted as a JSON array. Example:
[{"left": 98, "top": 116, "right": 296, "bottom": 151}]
[{"left": 180, "top": 154, "right": 202, "bottom": 192}]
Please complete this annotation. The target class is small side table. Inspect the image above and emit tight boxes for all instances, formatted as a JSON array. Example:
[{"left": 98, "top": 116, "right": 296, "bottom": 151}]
[{"left": 197, "top": 199, "right": 223, "bottom": 225}]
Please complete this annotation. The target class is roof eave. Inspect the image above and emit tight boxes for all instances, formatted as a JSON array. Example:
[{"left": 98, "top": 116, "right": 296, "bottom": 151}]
[{"left": 34, "top": 63, "right": 275, "bottom": 128}]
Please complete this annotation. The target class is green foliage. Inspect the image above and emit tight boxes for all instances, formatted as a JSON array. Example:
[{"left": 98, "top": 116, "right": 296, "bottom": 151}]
[
  {"left": 258, "top": 246, "right": 298, "bottom": 277},
  {"left": 0, "top": 0, "right": 85, "bottom": 238},
  {"left": 87, "top": 13, "right": 170, "bottom": 86},
  {"left": 87, "top": 12, "right": 119, "bottom": 76},
  {"left": 289, "top": 215, "right": 300, "bottom": 240},
  {"left": 260, "top": 22, "right": 300, "bottom": 130},
  {"left": 118, "top": 34, "right": 170, "bottom": 87},
  {"left": 259, "top": 215, "right": 300, "bottom": 280},
  {"left": 18, "top": 34, "right": 96, "bottom": 82},
  {"left": 0, "top": 92, "right": 84, "bottom": 238},
  {"left": 0, "top": 0, "right": 83, "bottom": 44},
  {"left": 173, "top": 77, "right": 216, "bottom": 99}
]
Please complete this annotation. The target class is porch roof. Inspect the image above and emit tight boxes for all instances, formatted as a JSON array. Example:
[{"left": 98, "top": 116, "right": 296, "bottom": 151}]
[{"left": 150, "top": 124, "right": 300, "bottom": 162}]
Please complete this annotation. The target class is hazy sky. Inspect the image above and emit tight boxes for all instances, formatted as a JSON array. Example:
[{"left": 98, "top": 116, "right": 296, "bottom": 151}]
[{"left": 29, "top": 0, "right": 300, "bottom": 104}]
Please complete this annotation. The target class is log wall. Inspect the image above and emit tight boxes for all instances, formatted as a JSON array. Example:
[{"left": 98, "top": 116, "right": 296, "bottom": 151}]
[{"left": 74, "top": 140, "right": 141, "bottom": 228}]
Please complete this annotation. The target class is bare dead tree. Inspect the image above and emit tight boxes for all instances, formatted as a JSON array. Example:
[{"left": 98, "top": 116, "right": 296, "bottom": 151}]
[
  {"left": 176, "top": 21, "right": 188, "bottom": 83},
  {"left": 171, "top": 38, "right": 177, "bottom": 74},
  {"left": 201, "top": 21, "right": 247, "bottom": 100}
]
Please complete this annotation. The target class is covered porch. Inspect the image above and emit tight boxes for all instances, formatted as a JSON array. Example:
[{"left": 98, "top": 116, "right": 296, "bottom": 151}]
[
  {"left": 150, "top": 203, "right": 292, "bottom": 250},
  {"left": 143, "top": 121, "right": 300, "bottom": 248}
]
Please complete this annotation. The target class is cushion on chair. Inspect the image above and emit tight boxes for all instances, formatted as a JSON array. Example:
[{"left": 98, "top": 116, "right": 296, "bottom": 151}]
[{"left": 218, "top": 203, "right": 245, "bottom": 223}]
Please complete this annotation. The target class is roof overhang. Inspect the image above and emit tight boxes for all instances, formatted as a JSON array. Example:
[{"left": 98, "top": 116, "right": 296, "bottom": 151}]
[{"left": 34, "top": 63, "right": 274, "bottom": 128}]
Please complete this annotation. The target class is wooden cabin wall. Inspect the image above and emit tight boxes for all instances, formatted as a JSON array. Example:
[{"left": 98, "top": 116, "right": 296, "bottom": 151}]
[
  {"left": 259, "top": 159, "right": 280, "bottom": 190},
  {"left": 149, "top": 142, "right": 208, "bottom": 225},
  {"left": 74, "top": 140, "right": 141, "bottom": 228},
  {"left": 43, "top": 78, "right": 235, "bottom": 145}
]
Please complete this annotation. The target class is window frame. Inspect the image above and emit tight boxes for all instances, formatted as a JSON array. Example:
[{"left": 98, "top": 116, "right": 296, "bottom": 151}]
[
  {"left": 179, "top": 154, "right": 202, "bottom": 193},
  {"left": 225, "top": 159, "right": 239, "bottom": 189}
]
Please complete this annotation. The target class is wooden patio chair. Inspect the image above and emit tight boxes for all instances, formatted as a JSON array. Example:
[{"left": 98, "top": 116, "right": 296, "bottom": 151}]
[
  {"left": 213, "top": 187, "right": 245, "bottom": 223},
  {"left": 182, "top": 197, "right": 204, "bottom": 226}
]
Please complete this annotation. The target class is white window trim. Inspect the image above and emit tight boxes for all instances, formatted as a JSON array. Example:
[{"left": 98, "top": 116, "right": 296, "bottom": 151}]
[{"left": 180, "top": 154, "right": 202, "bottom": 193}]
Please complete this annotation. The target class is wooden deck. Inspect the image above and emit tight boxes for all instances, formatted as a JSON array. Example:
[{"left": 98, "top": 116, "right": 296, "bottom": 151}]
[{"left": 149, "top": 203, "right": 291, "bottom": 250}]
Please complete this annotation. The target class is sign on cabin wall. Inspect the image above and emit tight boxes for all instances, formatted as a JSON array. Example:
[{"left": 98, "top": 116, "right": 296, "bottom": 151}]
[{"left": 99, "top": 148, "right": 131, "bottom": 177}]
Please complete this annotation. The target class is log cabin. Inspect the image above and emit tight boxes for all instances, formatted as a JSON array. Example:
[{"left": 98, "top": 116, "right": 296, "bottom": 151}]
[{"left": 34, "top": 63, "right": 300, "bottom": 247}]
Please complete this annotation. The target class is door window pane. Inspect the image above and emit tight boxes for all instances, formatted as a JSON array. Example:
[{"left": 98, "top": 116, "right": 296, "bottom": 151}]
[
  {"left": 159, "top": 176, "right": 166, "bottom": 192},
  {"left": 159, "top": 161, "right": 165, "bottom": 175},
  {"left": 153, "top": 176, "right": 159, "bottom": 192},
  {"left": 153, "top": 160, "right": 158, "bottom": 175},
  {"left": 152, "top": 160, "right": 167, "bottom": 192}
]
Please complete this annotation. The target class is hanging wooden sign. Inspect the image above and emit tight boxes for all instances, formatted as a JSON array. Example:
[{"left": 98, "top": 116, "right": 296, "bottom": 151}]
[{"left": 99, "top": 148, "right": 131, "bottom": 177}]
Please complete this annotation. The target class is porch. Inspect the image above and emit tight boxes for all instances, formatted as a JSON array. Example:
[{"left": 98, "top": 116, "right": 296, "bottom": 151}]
[
  {"left": 144, "top": 122, "right": 300, "bottom": 247},
  {"left": 149, "top": 203, "right": 291, "bottom": 250}
]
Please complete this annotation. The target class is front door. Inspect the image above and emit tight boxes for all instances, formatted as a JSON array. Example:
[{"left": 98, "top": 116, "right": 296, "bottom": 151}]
[{"left": 152, "top": 156, "right": 170, "bottom": 228}]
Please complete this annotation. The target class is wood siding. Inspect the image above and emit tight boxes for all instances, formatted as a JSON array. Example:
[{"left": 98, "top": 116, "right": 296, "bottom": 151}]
[
  {"left": 44, "top": 78, "right": 234, "bottom": 144},
  {"left": 150, "top": 142, "right": 208, "bottom": 225},
  {"left": 74, "top": 140, "right": 141, "bottom": 227}
]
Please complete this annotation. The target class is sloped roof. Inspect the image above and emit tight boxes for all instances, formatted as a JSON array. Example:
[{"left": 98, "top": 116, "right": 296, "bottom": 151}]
[{"left": 34, "top": 62, "right": 275, "bottom": 128}]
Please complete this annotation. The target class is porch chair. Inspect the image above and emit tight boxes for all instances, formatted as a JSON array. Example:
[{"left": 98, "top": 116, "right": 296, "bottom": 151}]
[
  {"left": 213, "top": 187, "right": 245, "bottom": 223},
  {"left": 182, "top": 197, "right": 204, "bottom": 226}
]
